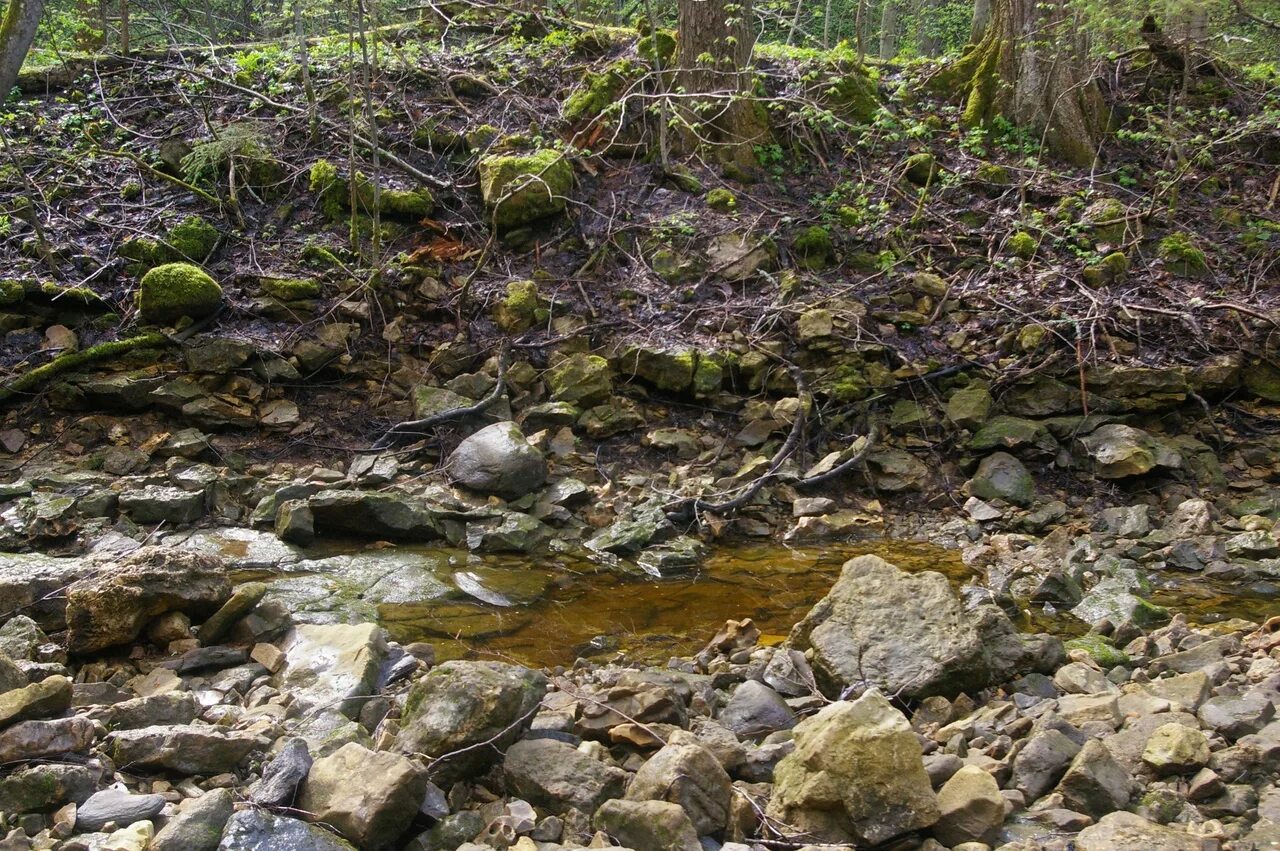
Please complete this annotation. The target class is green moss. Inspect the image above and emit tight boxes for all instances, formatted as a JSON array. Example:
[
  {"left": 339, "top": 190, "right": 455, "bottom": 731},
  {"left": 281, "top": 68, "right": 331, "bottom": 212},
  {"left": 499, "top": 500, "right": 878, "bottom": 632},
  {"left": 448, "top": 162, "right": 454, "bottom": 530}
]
[
  {"left": 301, "top": 243, "right": 343, "bottom": 269},
  {"left": 903, "top": 152, "right": 938, "bottom": 186},
  {"left": 827, "top": 70, "right": 880, "bottom": 123},
  {"left": 494, "top": 279, "right": 541, "bottom": 332},
  {"left": 637, "top": 30, "right": 675, "bottom": 65},
  {"left": 665, "top": 166, "right": 703, "bottom": 194},
  {"left": 465, "top": 124, "right": 500, "bottom": 152},
  {"left": 261, "top": 277, "right": 322, "bottom": 300},
  {"left": 975, "top": 163, "right": 1010, "bottom": 184},
  {"left": 38, "top": 283, "right": 106, "bottom": 308},
  {"left": 706, "top": 188, "right": 737, "bottom": 212},
  {"left": 793, "top": 225, "right": 834, "bottom": 270},
  {"left": 563, "top": 60, "right": 638, "bottom": 124},
  {"left": 1158, "top": 232, "right": 1209, "bottom": 276},
  {"left": 308, "top": 159, "right": 434, "bottom": 220},
  {"left": 119, "top": 237, "right": 165, "bottom": 271},
  {"left": 1084, "top": 198, "right": 1128, "bottom": 244},
  {"left": 0, "top": 279, "right": 25, "bottom": 306},
  {"left": 1008, "top": 231, "right": 1037, "bottom": 260},
  {"left": 166, "top": 215, "right": 220, "bottom": 261},
  {"left": 1065, "top": 633, "right": 1130, "bottom": 667},
  {"left": 0, "top": 331, "right": 168, "bottom": 403},
  {"left": 120, "top": 181, "right": 143, "bottom": 201},
  {"left": 1082, "top": 251, "right": 1128, "bottom": 287},
  {"left": 137, "top": 262, "right": 223, "bottom": 325},
  {"left": 378, "top": 188, "right": 435, "bottom": 219},
  {"left": 477, "top": 149, "right": 574, "bottom": 230},
  {"left": 309, "top": 159, "right": 346, "bottom": 220}
]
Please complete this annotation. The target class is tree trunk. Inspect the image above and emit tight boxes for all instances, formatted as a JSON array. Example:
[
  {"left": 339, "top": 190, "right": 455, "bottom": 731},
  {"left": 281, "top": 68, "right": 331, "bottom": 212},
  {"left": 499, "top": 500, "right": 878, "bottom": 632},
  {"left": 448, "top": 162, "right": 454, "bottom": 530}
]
[
  {"left": 879, "top": 0, "right": 899, "bottom": 59},
  {"left": 914, "top": 0, "right": 941, "bottom": 56},
  {"left": 676, "top": 0, "right": 770, "bottom": 173},
  {"left": 970, "top": 0, "right": 991, "bottom": 42},
  {"left": 0, "top": 0, "right": 44, "bottom": 99},
  {"left": 944, "top": 0, "right": 1105, "bottom": 167}
]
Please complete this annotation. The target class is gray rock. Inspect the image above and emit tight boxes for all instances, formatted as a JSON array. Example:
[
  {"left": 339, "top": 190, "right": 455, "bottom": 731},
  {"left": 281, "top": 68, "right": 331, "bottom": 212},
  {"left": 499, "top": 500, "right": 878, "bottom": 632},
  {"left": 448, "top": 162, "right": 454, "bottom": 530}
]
[
  {"left": 404, "top": 812, "right": 487, "bottom": 851},
  {"left": 0, "top": 763, "right": 99, "bottom": 813},
  {"left": 0, "top": 554, "right": 88, "bottom": 630},
  {"left": 76, "top": 786, "right": 166, "bottom": 831},
  {"left": 252, "top": 737, "right": 313, "bottom": 807},
  {"left": 0, "top": 651, "right": 24, "bottom": 693},
  {"left": 306, "top": 490, "right": 443, "bottom": 541},
  {"left": 447, "top": 422, "right": 548, "bottom": 499},
  {"left": 65, "top": 547, "right": 231, "bottom": 653},
  {"left": 274, "top": 622, "right": 388, "bottom": 744},
  {"left": 118, "top": 484, "right": 207, "bottom": 525},
  {"left": 1056, "top": 739, "right": 1132, "bottom": 818},
  {"left": 298, "top": 742, "right": 428, "bottom": 850},
  {"left": 105, "top": 724, "right": 258, "bottom": 774},
  {"left": 0, "top": 615, "right": 49, "bottom": 661},
  {"left": 503, "top": 736, "right": 627, "bottom": 815},
  {"left": 1071, "top": 576, "right": 1168, "bottom": 631},
  {"left": 1074, "top": 811, "right": 1203, "bottom": 850},
  {"left": 718, "top": 680, "right": 796, "bottom": 738},
  {"left": 0, "top": 716, "right": 94, "bottom": 762},
  {"left": 788, "top": 555, "right": 1061, "bottom": 699},
  {"left": 1012, "top": 729, "right": 1081, "bottom": 800},
  {"left": 99, "top": 691, "right": 199, "bottom": 730},
  {"left": 968, "top": 452, "right": 1035, "bottom": 506},
  {"left": 1097, "top": 504, "right": 1151, "bottom": 537},
  {"left": 626, "top": 735, "right": 732, "bottom": 835},
  {"left": 199, "top": 582, "right": 267, "bottom": 645},
  {"left": 275, "top": 500, "right": 315, "bottom": 546},
  {"left": 394, "top": 660, "right": 546, "bottom": 786},
  {"left": 1198, "top": 692, "right": 1275, "bottom": 739},
  {"left": 593, "top": 799, "right": 701, "bottom": 851},
  {"left": 217, "top": 809, "right": 357, "bottom": 851},
  {"left": 1142, "top": 723, "right": 1210, "bottom": 774},
  {"left": 765, "top": 690, "right": 939, "bottom": 845},
  {"left": 1077, "top": 424, "right": 1181, "bottom": 478},
  {"left": 152, "top": 788, "right": 234, "bottom": 851}
]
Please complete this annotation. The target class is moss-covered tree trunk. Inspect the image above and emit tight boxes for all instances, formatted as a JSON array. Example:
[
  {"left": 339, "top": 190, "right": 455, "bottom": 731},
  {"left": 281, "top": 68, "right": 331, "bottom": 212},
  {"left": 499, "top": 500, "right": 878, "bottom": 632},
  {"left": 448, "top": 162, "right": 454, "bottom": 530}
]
[
  {"left": 0, "top": 0, "right": 44, "bottom": 99},
  {"left": 945, "top": 0, "right": 1105, "bottom": 167},
  {"left": 675, "top": 0, "right": 770, "bottom": 174}
]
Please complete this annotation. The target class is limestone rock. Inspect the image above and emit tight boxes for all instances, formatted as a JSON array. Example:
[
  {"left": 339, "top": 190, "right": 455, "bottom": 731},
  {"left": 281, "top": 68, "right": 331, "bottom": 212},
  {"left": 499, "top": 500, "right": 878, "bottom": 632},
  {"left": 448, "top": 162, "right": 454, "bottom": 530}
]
[
  {"left": 933, "top": 764, "right": 1005, "bottom": 846},
  {"left": 0, "top": 675, "right": 71, "bottom": 728},
  {"left": 65, "top": 547, "right": 231, "bottom": 653},
  {"left": 765, "top": 690, "right": 939, "bottom": 845},
  {"left": 217, "top": 809, "right": 357, "bottom": 851},
  {"left": 152, "top": 788, "right": 234, "bottom": 851},
  {"left": 968, "top": 451, "right": 1035, "bottom": 506},
  {"left": 788, "top": 555, "right": 1061, "bottom": 699},
  {"left": 0, "top": 763, "right": 99, "bottom": 813},
  {"left": 105, "top": 724, "right": 258, "bottom": 774},
  {"left": 76, "top": 786, "right": 166, "bottom": 832},
  {"left": 478, "top": 149, "right": 573, "bottom": 230},
  {"left": 1077, "top": 424, "right": 1181, "bottom": 478},
  {"left": 252, "top": 737, "right": 313, "bottom": 808},
  {"left": 626, "top": 736, "right": 732, "bottom": 835},
  {"left": 593, "top": 799, "right": 701, "bottom": 851},
  {"left": 0, "top": 716, "right": 94, "bottom": 763},
  {"left": 1056, "top": 739, "right": 1132, "bottom": 818},
  {"left": 395, "top": 661, "right": 546, "bottom": 785},
  {"left": 1074, "top": 811, "right": 1203, "bottom": 851},
  {"left": 298, "top": 742, "right": 428, "bottom": 849},
  {"left": 502, "top": 737, "right": 627, "bottom": 815},
  {"left": 274, "top": 622, "right": 387, "bottom": 744},
  {"left": 447, "top": 422, "right": 548, "bottom": 499}
]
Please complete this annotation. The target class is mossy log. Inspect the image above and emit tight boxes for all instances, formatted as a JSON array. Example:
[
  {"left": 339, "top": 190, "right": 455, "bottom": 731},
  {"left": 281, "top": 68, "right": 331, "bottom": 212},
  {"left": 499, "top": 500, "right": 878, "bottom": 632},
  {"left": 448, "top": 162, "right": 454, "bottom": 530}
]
[{"left": 0, "top": 332, "right": 168, "bottom": 404}]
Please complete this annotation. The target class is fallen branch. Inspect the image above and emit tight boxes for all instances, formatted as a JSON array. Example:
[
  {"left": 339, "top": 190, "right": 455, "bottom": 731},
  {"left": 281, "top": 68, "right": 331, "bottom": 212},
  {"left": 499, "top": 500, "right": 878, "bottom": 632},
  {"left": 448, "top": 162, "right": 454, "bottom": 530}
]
[
  {"left": 0, "top": 332, "right": 168, "bottom": 404},
  {"left": 366, "top": 341, "right": 510, "bottom": 450},
  {"left": 793, "top": 423, "right": 880, "bottom": 489},
  {"left": 664, "top": 359, "right": 809, "bottom": 522}
]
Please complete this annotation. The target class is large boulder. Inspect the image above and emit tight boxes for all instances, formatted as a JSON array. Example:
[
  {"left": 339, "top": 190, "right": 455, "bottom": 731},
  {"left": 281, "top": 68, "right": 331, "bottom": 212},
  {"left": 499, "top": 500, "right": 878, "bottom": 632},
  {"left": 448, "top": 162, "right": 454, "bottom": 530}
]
[
  {"left": 502, "top": 737, "right": 628, "bottom": 815},
  {"left": 787, "top": 555, "right": 1062, "bottom": 699},
  {"left": 932, "top": 764, "right": 1005, "bottom": 846},
  {"left": 478, "top": 149, "right": 573, "bottom": 230},
  {"left": 394, "top": 661, "right": 546, "bottom": 785},
  {"left": 137, "top": 262, "right": 223, "bottom": 325},
  {"left": 274, "top": 623, "right": 388, "bottom": 745},
  {"left": 65, "top": 547, "right": 231, "bottom": 654},
  {"left": 593, "top": 799, "right": 701, "bottom": 851},
  {"left": 446, "top": 422, "right": 548, "bottom": 500},
  {"left": 968, "top": 451, "right": 1035, "bottom": 506},
  {"left": 1074, "top": 811, "right": 1203, "bottom": 851},
  {"left": 306, "top": 490, "right": 443, "bottom": 541},
  {"left": 105, "top": 724, "right": 259, "bottom": 774},
  {"left": 625, "top": 735, "right": 732, "bottom": 834},
  {"left": 298, "top": 742, "right": 428, "bottom": 849},
  {"left": 765, "top": 690, "right": 939, "bottom": 845},
  {"left": 0, "top": 554, "right": 87, "bottom": 630},
  {"left": 218, "top": 809, "right": 357, "bottom": 851}
]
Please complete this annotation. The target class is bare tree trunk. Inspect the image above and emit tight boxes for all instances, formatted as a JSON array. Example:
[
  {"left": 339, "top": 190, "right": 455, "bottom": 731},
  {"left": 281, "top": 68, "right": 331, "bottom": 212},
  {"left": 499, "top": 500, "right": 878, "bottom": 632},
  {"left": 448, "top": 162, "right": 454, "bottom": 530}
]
[
  {"left": 944, "top": 0, "right": 1105, "bottom": 166},
  {"left": 119, "top": 0, "right": 130, "bottom": 52},
  {"left": 879, "top": 0, "right": 900, "bottom": 57},
  {"left": 676, "top": 0, "right": 770, "bottom": 172},
  {"left": 0, "top": 0, "right": 44, "bottom": 98}
]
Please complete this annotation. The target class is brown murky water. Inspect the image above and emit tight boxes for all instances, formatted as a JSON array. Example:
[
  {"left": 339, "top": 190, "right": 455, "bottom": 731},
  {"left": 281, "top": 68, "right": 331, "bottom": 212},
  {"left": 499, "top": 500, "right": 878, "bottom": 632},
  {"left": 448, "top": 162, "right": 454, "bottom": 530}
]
[{"left": 380, "top": 540, "right": 969, "bottom": 667}]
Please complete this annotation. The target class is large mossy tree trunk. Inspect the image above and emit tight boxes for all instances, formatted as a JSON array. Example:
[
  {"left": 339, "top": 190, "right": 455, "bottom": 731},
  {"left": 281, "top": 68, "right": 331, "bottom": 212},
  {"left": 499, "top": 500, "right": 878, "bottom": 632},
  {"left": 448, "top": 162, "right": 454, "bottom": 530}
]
[
  {"left": 0, "top": 0, "right": 44, "bottom": 99},
  {"left": 675, "top": 0, "right": 770, "bottom": 175},
  {"left": 944, "top": 0, "right": 1106, "bottom": 167}
]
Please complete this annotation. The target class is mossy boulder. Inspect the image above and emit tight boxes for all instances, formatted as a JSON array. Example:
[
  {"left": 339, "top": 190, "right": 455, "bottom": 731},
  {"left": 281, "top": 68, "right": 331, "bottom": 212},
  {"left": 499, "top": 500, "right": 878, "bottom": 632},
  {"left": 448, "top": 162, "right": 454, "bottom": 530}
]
[
  {"left": 137, "top": 263, "right": 223, "bottom": 325},
  {"left": 478, "top": 150, "right": 573, "bottom": 230},
  {"left": 1083, "top": 198, "right": 1128, "bottom": 244},
  {"left": 946, "top": 385, "right": 992, "bottom": 430},
  {"left": 1083, "top": 251, "right": 1128, "bottom": 287},
  {"left": 637, "top": 29, "right": 675, "bottom": 64},
  {"left": 1158, "top": 233, "right": 1209, "bottom": 277},
  {"left": 547, "top": 353, "right": 612, "bottom": 407},
  {"left": 260, "top": 277, "right": 322, "bottom": 301},
  {"left": 616, "top": 346, "right": 722, "bottom": 397},
  {"left": 706, "top": 188, "right": 737, "bottom": 212},
  {"left": 903, "top": 152, "right": 939, "bottom": 186},
  {"left": 167, "top": 215, "right": 220, "bottom": 261},
  {"left": 493, "top": 279, "right": 542, "bottom": 333},
  {"left": 0, "top": 279, "right": 25, "bottom": 306},
  {"left": 1064, "top": 633, "right": 1129, "bottom": 668},
  {"left": 826, "top": 69, "right": 880, "bottom": 123},
  {"left": 793, "top": 226, "right": 834, "bottom": 270},
  {"left": 1243, "top": 358, "right": 1280, "bottom": 402},
  {"left": 309, "top": 160, "right": 434, "bottom": 221},
  {"left": 563, "top": 60, "right": 638, "bottom": 124},
  {"left": 1008, "top": 231, "right": 1037, "bottom": 260},
  {"left": 974, "top": 162, "right": 1010, "bottom": 185}
]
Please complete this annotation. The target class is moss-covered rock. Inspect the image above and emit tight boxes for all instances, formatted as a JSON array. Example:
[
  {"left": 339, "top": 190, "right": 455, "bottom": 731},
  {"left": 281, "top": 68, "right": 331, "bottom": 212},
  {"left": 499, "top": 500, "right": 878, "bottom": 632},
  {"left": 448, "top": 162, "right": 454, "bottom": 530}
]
[
  {"left": 119, "top": 237, "right": 166, "bottom": 272},
  {"left": 494, "top": 279, "right": 542, "bottom": 333},
  {"left": 167, "top": 215, "right": 220, "bottom": 261},
  {"left": 1083, "top": 198, "right": 1127, "bottom": 244},
  {"left": 974, "top": 162, "right": 1010, "bottom": 185},
  {"left": 309, "top": 160, "right": 434, "bottom": 221},
  {"left": 378, "top": 188, "right": 435, "bottom": 219},
  {"left": 548, "top": 353, "right": 612, "bottom": 407},
  {"left": 1158, "top": 232, "right": 1209, "bottom": 277},
  {"left": 137, "top": 263, "right": 223, "bottom": 325},
  {"left": 1082, "top": 251, "right": 1128, "bottom": 287},
  {"left": 706, "top": 188, "right": 737, "bottom": 212},
  {"left": 637, "top": 29, "right": 676, "bottom": 64},
  {"left": 793, "top": 226, "right": 834, "bottom": 270},
  {"left": 261, "top": 277, "right": 322, "bottom": 301},
  {"left": 903, "top": 152, "right": 939, "bottom": 186},
  {"left": 1008, "top": 231, "right": 1037, "bottom": 260},
  {"left": 1064, "top": 633, "right": 1130, "bottom": 668},
  {"left": 0, "top": 279, "right": 25, "bottom": 306},
  {"left": 478, "top": 149, "right": 573, "bottom": 231},
  {"left": 563, "top": 60, "right": 639, "bottom": 124}
]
